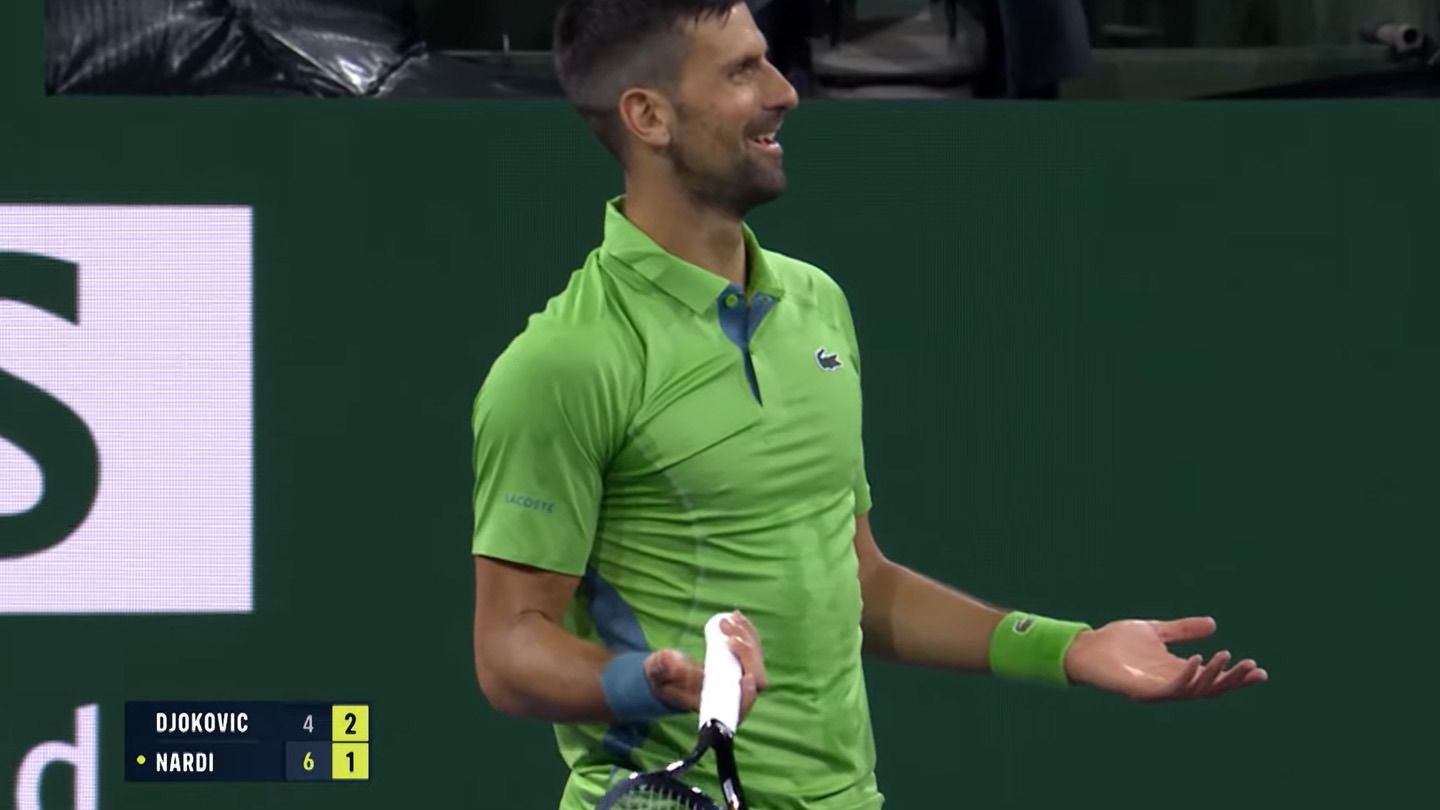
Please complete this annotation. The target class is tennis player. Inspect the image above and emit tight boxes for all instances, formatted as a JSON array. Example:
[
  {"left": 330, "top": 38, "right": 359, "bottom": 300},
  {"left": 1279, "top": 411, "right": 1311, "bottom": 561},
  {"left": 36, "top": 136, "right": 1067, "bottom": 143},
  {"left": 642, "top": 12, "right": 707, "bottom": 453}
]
[{"left": 470, "top": 2, "right": 1268, "bottom": 808}]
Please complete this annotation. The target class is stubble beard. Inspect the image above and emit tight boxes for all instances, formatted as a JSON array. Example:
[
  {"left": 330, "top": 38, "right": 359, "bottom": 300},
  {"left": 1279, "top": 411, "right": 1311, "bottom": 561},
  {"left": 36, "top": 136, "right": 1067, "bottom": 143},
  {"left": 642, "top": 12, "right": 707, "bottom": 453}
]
[{"left": 667, "top": 115, "right": 787, "bottom": 219}]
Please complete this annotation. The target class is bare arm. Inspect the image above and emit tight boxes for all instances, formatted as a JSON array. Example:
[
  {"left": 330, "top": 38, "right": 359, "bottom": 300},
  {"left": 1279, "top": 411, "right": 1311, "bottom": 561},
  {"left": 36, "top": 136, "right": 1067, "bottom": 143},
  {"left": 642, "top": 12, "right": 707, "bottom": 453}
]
[
  {"left": 472, "top": 555, "right": 768, "bottom": 723},
  {"left": 854, "top": 513, "right": 1009, "bottom": 672},
  {"left": 472, "top": 555, "right": 615, "bottom": 722},
  {"left": 854, "top": 515, "right": 1270, "bottom": 702}
]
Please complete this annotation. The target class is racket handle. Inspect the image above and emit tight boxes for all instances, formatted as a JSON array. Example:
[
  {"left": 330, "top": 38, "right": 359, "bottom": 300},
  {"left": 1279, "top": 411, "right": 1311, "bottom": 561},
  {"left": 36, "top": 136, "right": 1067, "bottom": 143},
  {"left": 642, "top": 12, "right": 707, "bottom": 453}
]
[{"left": 699, "top": 612, "right": 743, "bottom": 733}]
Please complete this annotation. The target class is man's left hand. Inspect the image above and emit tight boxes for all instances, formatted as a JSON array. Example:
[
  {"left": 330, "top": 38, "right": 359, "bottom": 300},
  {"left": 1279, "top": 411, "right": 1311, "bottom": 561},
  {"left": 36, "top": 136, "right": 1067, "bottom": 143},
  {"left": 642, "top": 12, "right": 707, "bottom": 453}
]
[{"left": 1063, "top": 616, "right": 1268, "bottom": 702}]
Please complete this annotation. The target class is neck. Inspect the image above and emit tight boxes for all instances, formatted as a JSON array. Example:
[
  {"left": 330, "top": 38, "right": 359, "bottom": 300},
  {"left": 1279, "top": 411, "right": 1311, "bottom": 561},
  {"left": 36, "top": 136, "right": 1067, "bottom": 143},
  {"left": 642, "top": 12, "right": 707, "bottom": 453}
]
[{"left": 622, "top": 178, "right": 748, "bottom": 290}]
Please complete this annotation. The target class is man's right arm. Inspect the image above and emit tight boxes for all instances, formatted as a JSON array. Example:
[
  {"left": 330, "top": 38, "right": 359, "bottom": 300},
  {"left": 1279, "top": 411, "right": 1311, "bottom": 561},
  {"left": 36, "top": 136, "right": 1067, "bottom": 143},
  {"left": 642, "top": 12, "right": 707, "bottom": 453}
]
[
  {"left": 472, "top": 555, "right": 616, "bottom": 722},
  {"left": 473, "top": 555, "right": 767, "bottom": 723},
  {"left": 470, "top": 330, "right": 765, "bottom": 723}
]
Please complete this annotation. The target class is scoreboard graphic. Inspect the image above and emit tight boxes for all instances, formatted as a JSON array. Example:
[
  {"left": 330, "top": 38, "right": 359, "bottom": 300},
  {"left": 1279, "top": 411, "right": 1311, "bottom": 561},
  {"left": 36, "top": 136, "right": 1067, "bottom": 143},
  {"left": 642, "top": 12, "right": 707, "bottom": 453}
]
[{"left": 125, "top": 702, "right": 370, "bottom": 782}]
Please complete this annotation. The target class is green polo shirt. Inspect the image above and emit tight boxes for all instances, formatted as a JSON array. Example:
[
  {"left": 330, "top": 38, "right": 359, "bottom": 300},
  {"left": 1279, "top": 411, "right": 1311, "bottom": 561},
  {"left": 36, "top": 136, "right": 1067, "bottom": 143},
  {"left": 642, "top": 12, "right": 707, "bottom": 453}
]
[{"left": 471, "top": 196, "right": 881, "bottom": 810}]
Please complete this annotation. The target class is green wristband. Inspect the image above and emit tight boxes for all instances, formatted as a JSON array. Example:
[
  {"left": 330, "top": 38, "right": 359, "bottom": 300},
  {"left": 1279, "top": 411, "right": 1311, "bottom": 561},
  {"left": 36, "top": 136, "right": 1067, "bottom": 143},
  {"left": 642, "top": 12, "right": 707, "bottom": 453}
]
[{"left": 989, "top": 611, "right": 1091, "bottom": 687}]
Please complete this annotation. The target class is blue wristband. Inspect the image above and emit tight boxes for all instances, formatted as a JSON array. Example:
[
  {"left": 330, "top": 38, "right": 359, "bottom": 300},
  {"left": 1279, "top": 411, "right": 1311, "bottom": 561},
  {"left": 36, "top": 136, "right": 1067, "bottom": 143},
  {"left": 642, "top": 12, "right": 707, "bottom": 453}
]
[{"left": 601, "top": 652, "right": 680, "bottom": 723}]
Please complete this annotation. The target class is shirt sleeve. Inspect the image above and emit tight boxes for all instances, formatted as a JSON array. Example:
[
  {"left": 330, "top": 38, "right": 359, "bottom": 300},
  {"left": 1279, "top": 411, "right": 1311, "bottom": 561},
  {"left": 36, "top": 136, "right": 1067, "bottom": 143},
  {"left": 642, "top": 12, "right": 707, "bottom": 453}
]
[
  {"left": 836, "top": 283, "right": 873, "bottom": 517},
  {"left": 470, "top": 329, "right": 626, "bottom": 576},
  {"left": 853, "top": 443, "right": 874, "bottom": 516}
]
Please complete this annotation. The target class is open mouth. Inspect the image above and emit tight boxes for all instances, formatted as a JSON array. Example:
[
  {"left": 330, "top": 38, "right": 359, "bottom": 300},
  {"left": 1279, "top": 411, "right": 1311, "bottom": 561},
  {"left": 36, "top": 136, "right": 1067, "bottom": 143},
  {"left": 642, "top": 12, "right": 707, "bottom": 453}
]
[{"left": 748, "top": 132, "right": 782, "bottom": 153}]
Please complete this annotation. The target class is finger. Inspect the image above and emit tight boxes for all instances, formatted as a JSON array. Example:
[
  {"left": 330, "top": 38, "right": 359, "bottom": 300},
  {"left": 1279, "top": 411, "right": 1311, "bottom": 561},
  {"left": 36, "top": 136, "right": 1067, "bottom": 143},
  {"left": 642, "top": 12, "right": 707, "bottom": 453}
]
[
  {"left": 1152, "top": 616, "right": 1218, "bottom": 644},
  {"left": 1188, "top": 650, "right": 1231, "bottom": 696},
  {"left": 738, "top": 673, "right": 758, "bottom": 722},
  {"left": 722, "top": 612, "right": 761, "bottom": 651},
  {"left": 645, "top": 650, "right": 704, "bottom": 710},
  {"left": 727, "top": 634, "right": 769, "bottom": 692},
  {"left": 1216, "top": 660, "right": 1270, "bottom": 694},
  {"left": 728, "top": 611, "right": 761, "bottom": 645},
  {"left": 746, "top": 636, "right": 769, "bottom": 691},
  {"left": 1153, "top": 654, "right": 1203, "bottom": 701},
  {"left": 718, "top": 616, "right": 746, "bottom": 646},
  {"left": 727, "top": 613, "right": 768, "bottom": 690},
  {"left": 644, "top": 649, "right": 671, "bottom": 682},
  {"left": 1207, "top": 658, "right": 1257, "bottom": 695}
]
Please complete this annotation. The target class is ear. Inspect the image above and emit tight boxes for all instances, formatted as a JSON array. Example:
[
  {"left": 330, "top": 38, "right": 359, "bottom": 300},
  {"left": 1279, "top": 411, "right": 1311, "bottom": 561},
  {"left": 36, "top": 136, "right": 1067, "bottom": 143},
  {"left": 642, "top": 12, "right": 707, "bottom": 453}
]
[{"left": 618, "top": 87, "right": 674, "bottom": 151}]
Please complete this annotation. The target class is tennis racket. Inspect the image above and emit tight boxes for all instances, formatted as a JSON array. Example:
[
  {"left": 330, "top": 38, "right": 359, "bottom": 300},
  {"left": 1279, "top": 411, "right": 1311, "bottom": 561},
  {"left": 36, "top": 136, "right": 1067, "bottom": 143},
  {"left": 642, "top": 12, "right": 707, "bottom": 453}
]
[{"left": 596, "top": 612, "right": 749, "bottom": 810}]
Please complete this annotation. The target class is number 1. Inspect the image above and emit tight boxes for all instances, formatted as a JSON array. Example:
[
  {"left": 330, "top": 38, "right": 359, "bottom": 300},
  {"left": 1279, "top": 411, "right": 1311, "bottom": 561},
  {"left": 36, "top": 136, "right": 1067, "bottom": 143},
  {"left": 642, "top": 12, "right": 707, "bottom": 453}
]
[{"left": 346, "top": 751, "right": 355, "bottom": 772}]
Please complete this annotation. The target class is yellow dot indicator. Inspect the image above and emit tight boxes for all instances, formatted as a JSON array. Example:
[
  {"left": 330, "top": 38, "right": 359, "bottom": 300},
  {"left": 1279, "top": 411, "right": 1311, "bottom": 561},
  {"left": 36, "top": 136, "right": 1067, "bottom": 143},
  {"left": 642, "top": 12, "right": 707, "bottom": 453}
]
[{"left": 136, "top": 755, "right": 146, "bottom": 765}]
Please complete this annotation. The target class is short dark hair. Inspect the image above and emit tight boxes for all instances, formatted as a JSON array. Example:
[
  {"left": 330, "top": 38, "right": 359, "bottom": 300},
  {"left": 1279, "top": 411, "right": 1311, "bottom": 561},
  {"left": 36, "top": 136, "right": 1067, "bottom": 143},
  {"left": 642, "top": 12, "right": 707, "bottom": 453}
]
[{"left": 554, "top": 0, "right": 739, "bottom": 164}]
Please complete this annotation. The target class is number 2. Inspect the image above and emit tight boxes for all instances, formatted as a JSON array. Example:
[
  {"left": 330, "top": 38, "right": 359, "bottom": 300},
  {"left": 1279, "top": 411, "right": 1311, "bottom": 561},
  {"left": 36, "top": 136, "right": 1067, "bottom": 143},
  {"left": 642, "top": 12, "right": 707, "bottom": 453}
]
[
  {"left": 345, "top": 712, "right": 356, "bottom": 735},
  {"left": 302, "top": 714, "right": 314, "bottom": 734}
]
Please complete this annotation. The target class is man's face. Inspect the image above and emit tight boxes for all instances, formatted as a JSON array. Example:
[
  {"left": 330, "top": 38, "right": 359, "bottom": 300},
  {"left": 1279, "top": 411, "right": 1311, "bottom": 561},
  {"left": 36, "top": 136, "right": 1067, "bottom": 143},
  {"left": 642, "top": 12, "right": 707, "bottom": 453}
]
[{"left": 665, "top": 3, "right": 799, "bottom": 216}]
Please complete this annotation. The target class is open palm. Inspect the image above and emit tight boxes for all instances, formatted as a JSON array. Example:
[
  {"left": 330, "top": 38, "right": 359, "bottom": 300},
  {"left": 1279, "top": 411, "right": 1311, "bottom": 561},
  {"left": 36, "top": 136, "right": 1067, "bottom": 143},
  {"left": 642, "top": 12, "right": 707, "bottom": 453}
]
[{"left": 1063, "top": 616, "right": 1268, "bottom": 702}]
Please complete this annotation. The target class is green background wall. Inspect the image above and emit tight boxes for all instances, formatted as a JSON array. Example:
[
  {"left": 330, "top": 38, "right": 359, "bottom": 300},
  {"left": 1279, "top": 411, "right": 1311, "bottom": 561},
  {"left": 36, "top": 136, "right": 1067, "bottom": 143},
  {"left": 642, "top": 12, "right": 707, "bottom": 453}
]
[{"left": 3, "top": 3, "right": 1436, "bottom": 808}]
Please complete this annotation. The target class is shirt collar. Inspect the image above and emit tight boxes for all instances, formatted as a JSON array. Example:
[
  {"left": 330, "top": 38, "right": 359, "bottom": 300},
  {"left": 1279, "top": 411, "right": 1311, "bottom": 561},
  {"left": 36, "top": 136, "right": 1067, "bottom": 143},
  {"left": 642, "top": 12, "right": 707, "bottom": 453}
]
[{"left": 599, "top": 194, "right": 786, "bottom": 314}]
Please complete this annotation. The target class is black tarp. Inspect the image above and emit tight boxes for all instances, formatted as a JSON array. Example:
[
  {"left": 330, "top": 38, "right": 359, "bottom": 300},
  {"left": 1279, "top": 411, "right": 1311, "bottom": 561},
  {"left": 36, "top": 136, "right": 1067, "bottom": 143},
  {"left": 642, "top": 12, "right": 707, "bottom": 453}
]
[{"left": 47, "top": 0, "right": 424, "bottom": 95}]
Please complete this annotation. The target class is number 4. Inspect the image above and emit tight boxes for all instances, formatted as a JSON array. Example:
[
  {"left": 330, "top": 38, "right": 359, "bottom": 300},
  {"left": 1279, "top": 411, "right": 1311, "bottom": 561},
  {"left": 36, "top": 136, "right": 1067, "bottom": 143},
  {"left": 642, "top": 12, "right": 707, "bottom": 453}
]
[{"left": 303, "top": 714, "right": 314, "bottom": 734}]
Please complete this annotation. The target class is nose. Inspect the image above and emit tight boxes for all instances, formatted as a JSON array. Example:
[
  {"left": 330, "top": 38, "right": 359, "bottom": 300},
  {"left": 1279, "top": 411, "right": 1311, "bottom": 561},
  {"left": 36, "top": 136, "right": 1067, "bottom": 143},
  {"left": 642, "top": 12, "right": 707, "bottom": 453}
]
[{"left": 765, "top": 59, "right": 800, "bottom": 112}]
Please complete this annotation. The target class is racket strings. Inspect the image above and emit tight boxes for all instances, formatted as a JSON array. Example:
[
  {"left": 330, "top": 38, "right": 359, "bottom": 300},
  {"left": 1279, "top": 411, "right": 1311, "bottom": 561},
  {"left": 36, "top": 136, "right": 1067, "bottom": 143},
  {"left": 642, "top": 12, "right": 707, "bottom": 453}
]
[{"left": 603, "top": 779, "right": 718, "bottom": 810}]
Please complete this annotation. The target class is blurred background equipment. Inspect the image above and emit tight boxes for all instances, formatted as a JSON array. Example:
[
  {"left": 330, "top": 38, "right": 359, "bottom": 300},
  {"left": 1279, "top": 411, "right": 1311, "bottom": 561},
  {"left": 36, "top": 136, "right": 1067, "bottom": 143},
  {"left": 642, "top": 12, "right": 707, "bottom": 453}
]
[
  {"left": 1074, "top": 0, "right": 1440, "bottom": 98},
  {"left": 46, "top": 0, "right": 426, "bottom": 95},
  {"left": 810, "top": 0, "right": 1090, "bottom": 98},
  {"left": 1361, "top": 21, "right": 1426, "bottom": 57},
  {"left": 44, "top": 0, "right": 1440, "bottom": 98},
  {"left": 44, "top": 0, "right": 565, "bottom": 97}
]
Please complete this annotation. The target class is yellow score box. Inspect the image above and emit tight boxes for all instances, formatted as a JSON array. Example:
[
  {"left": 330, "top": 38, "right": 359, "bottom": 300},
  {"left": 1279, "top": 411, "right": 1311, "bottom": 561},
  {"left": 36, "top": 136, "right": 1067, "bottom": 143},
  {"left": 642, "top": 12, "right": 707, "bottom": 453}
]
[
  {"left": 332, "top": 743, "right": 369, "bottom": 780},
  {"left": 331, "top": 704, "right": 369, "bottom": 742}
]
